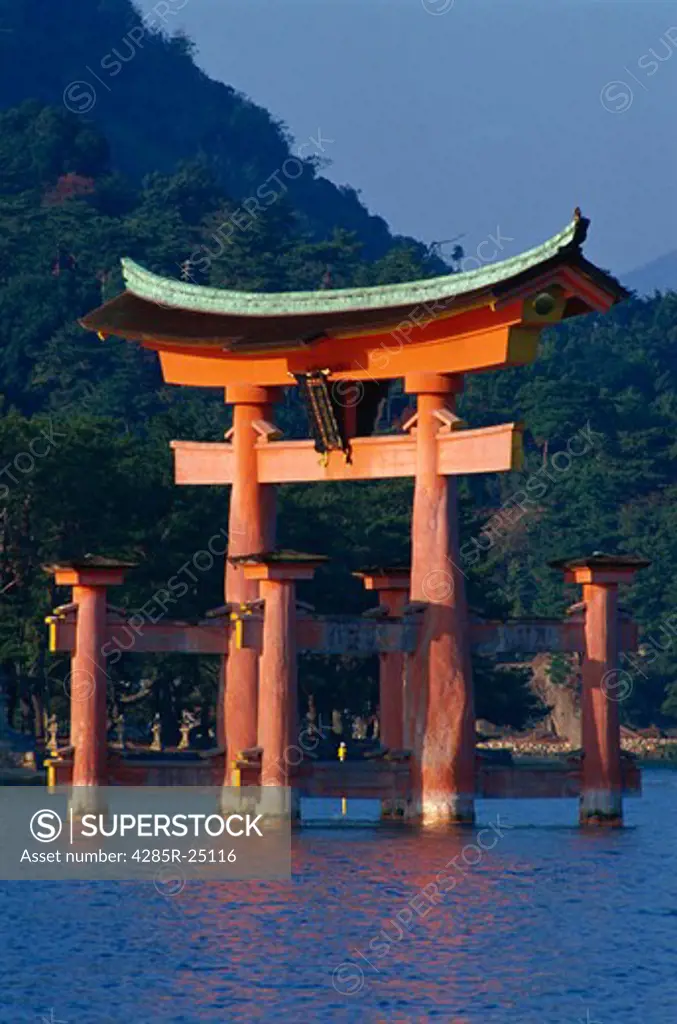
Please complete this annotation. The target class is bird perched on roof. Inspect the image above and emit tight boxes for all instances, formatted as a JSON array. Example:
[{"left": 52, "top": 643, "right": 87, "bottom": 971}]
[{"left": 571, "top": 207, "right": 590, "bottom": 249}]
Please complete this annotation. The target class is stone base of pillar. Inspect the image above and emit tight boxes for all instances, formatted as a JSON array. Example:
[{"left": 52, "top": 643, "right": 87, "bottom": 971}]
[
  {"left": 403, "top": 792, "right": 475, "bottom": 826},
  {"left": 423, "top": 792, "right": 475, "bottom": 827},
  {"left": 579, "top": 789, "right": 623, "bottom": 827},
  {"left": 221, "top": 785, "right": 298, "bottom": 822},
  {"left": 69, "top": 785, "right": 108, "bottom": 819},
  {"left": 256, "top": 786, "right": 293, "bottom": 819},
  {"left": 381, "top": 797, "right": 408, "bottom": 821},
  {"left": 220, "top": 785, "right": 258, "bottom": 818}
]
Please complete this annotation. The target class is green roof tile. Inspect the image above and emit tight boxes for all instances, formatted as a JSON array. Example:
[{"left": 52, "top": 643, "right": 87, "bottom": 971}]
[{"left": 121, "top": 216, "right": 583, "bottom": 318}]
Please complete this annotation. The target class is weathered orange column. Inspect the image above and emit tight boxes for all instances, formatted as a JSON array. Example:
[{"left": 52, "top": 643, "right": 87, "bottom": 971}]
[
  {"left": 354, "top": 568, "right": 410, "bottom": 750},
  {"left": 235, "top": 553, "right": 326, "bottom": 809},
  {"left": 224, "top": 385, "right": 278, "bottom": 782},
  {"left": 45, "top": 558, "right": 132, "bottom": 808},
  {"left": 405, "top": 372, "right": 475, "bottom": 825},
  {"left": 553, "top": 555, "right": 649, "bottom": 826}
]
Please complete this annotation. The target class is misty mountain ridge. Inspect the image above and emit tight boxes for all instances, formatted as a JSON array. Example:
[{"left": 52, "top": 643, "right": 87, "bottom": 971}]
[{"left": 624, "top": 250, "right": 677, "bottom": 297}]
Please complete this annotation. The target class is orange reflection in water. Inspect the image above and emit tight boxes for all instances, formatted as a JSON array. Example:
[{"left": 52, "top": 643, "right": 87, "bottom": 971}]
[{"left": 154, "top": 825, "right": 537, "bottom": 1022}]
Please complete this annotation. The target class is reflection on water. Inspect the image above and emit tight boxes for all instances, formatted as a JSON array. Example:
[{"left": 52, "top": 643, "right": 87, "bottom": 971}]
[
  {"left": 2, "top": 769, "right": 676, "bottom": 1023},
  {"left": 301, "top": 797, "right": 381, "bottom": 824}
]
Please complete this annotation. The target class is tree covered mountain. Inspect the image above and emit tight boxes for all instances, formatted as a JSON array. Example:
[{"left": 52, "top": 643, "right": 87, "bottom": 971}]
[
  {"left": 0, "top": 0, "right": 424, "bottom": 261},
  {"left": 0, "top": 96, "right": 448, "bottom": 742},
  {"left": 0, "top": 0, "right": 675, "bottom": 741}
]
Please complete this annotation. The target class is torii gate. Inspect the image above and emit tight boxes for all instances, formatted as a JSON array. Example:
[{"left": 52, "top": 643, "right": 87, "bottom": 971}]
[{"left": 80, "top": 211, "right": 629, "bottom": 825}]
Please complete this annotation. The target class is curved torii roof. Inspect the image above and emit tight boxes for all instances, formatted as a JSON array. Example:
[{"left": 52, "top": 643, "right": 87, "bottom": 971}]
[{"left": 80, "top": 211, "right": 628, "bottom": 387}]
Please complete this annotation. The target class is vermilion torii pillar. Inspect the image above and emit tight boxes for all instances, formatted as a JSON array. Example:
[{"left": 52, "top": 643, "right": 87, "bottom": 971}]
[
  {"left": 224, "top": 385, "right": 279, "bottom": 782},
  {"left": 354, "top": 567, "right": 410, "bottom": 750},
  {"left": 44, "top": 557, "right": 133, "bottom": 807},
  {"left": 405, "top": 372, "right": 475, "bottom": 826},
  {"left": 552, "top": 554, "right": 649, "bottom": 826},
  {"left": 232, "top": 552, "right": 326, "bottom": 798}
]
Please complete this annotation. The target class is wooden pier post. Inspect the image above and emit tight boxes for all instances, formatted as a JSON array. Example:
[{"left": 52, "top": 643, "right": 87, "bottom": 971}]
[
  {"left": 552, "top": 554, "right": 649, "bottom": 826},
  {"left": 44, "top": 557, "right": 133, "bottom": 811},
  {"left": 354, "top": 568, "right": 410, "bottom": 750},
  {"left": 235, "top": 552, "right": 327, "bottom": 812}
]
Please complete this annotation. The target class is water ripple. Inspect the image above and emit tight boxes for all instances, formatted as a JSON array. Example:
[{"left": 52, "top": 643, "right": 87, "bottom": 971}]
[{"left": 2, "top": 768, "right": 676, "bottom": 1023}]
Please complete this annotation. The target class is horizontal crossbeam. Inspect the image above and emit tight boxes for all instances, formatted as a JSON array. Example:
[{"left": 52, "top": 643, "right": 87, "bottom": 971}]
[
  {"left": 48, "top": 620, "right": 229, "bottom": 657},
  {"left": 47, "top": 614, "right": 638, "bottom": 658},
  {"left": 171, "top": 422, "right": 523, "bottom": 486},
  {"left": 157, "top": 320, "right": 542, "bottom": 389}
]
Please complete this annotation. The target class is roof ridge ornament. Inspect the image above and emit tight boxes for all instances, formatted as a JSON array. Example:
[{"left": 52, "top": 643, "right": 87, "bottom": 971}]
[{"left": 568, "top": 207, "right": 590, "bottom": 251}]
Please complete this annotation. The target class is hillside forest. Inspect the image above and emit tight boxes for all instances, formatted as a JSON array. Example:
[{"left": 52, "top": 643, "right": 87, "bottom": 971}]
[{"left": 0, "top": 0, "right": 676, "bottom": 743}]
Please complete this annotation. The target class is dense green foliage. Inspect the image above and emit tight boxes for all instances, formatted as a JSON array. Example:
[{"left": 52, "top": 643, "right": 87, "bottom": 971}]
[
  {"left": 0, "top": 98, "right": 447, "bottom": 738},
  {"left": 0, "top": 1, "right": 675, "bottom": 740}
]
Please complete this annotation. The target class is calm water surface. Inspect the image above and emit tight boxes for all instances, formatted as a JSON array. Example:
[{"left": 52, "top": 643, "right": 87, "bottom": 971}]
[{"left": 2, "top": 767, "right": 676, "bottom": 1024}]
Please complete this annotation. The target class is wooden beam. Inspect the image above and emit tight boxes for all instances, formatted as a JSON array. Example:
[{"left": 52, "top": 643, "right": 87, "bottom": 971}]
[
  {"left": 226, "top": 616, "right": 420, "bottom": 655},
  {"left": 436, "top": 422, "right": 523, "bottom": 476},
  {"left": 471, "top": 618, "right": 638, "bottom": 655},
  {"left": 154, "top": 302, "right": 522, "bottom": 385},
  {"left": 252, "top": 419, "right": 284, "bottom": 441},
  {"left": 48, "top": 619, "right": 230, "bottom": 656},
  {"left": 171, "top": 422, "right": 523, "bottom": 486},
  {"left": 471, "top": 619, "right": 584, "bottom": 655},
  {"left": 47, "top": 615, "right": 417, "bottom": 657},
  {"left": 47, "top": 614, "right": 638, "bottom": 658},
  {"left": 296, "top": 616, "right": 418, "bottom": 654},
  {"left": 157, "top": 319, "right": 542, "bottom": 388},
  {"left": 433, "top": 407, "right": 464, "bottom": 432}
]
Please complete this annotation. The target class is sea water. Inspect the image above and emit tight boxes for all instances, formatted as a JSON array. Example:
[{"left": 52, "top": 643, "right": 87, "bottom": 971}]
[{"left": 1, "top": 767, "right": 675, "bottom": 1023}]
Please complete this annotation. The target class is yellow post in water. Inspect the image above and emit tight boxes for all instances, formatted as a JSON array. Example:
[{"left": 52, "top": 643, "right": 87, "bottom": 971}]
[{"left": 338, "top": 743, "right": 347, "bottom": 816}]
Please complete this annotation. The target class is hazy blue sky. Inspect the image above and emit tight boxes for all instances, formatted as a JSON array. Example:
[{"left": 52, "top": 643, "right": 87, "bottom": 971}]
[{"left": 137, "top": 0, "right": 676, "bottom": 275}]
